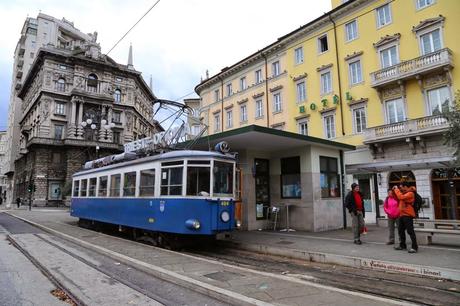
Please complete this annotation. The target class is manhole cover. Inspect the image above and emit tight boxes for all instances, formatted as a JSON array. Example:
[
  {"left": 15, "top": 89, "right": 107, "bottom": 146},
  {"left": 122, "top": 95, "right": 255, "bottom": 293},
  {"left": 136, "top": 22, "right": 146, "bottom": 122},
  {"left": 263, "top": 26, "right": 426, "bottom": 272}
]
[
  {"left": 276, "top": 240, "right": 294, "bottom": 245},
  {"left": 204, "top": 271, "right": 245, "bottom": 282}
]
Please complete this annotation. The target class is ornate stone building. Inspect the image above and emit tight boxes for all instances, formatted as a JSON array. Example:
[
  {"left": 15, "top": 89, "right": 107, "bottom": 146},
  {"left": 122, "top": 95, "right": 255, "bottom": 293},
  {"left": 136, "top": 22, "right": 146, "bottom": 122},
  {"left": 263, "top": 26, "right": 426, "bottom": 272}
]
[{"left": 14, "top": 42, "right": 161, "bottom": 206}]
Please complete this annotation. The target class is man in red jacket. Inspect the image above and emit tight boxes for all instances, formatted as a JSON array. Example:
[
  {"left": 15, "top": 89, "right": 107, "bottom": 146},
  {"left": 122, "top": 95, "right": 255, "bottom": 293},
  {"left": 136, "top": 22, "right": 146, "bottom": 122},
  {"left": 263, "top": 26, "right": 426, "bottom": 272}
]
[
  {"left": 345, "top": 183, "right": 365, "bottom": 245},
  {"left": 393, "top": 182, "right": 418, "bottom": 253}
]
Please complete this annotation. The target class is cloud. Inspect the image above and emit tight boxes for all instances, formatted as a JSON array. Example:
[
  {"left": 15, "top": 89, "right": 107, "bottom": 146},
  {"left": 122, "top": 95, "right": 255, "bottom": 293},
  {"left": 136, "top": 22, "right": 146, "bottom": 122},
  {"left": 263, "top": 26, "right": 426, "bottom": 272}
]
[{"left": 0, "top": 0, "right": 331, "bottom": 128}]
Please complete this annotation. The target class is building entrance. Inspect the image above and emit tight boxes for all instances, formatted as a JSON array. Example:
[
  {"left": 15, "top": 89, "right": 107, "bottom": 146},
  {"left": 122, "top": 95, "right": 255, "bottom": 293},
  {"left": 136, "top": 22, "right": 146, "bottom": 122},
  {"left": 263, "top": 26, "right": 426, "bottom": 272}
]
[
  {"left": 432, "top": 168, "right": 460, "bottom": 220},
  {"left": 254, "top": 159, "right": 270, "bottom": 220}
]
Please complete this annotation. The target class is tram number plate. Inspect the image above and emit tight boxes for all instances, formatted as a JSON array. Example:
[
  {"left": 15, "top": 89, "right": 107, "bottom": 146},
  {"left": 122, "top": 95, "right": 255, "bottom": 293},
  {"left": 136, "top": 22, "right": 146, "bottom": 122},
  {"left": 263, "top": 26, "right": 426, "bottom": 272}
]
[{"left": 220, "top": 201, "right": 230, "bottom": 207}]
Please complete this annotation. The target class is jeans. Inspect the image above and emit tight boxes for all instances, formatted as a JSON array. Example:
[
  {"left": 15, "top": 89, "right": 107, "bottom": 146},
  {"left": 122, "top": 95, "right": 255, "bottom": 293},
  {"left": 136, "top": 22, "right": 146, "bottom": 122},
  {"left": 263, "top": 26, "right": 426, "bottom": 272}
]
[
  {"left": 398, "top": 216, "right": 418, "bottom": 250},
  {"left": 351, "top": 211, "right": 364, "bottom": 240},
  {"left": 388, "top": 218, "right": 399, "bottom": 243}
]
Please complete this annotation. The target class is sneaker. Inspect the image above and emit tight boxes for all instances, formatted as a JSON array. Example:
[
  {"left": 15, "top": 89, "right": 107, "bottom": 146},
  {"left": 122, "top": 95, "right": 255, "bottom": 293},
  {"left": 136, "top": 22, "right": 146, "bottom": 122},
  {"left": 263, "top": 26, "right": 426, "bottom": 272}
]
[
  {"left": 394, "top": 246, "right": 406, "bottom": 250},
  {"left": 354, "top": 240, "right": 362, "bottom": 245},
  {"left": 408, "top": 248, "right": 418, "bottom": 254},
  {"left": 386, "top": 241, "right": 394, "bottom": 245}
]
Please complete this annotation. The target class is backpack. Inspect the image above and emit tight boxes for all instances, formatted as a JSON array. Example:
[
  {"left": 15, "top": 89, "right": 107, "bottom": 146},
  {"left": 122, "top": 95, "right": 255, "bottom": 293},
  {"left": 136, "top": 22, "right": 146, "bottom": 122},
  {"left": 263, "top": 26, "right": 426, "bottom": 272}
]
[{"left": 412, "top": 192, "right": 423, "bottom": 217}]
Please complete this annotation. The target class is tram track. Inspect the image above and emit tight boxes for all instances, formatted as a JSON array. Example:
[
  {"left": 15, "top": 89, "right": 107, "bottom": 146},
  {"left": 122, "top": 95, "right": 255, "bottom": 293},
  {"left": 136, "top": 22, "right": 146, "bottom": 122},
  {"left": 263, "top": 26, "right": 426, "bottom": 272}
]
[{"left": 184, "top": 245, "right": 460, "bottom": 306}]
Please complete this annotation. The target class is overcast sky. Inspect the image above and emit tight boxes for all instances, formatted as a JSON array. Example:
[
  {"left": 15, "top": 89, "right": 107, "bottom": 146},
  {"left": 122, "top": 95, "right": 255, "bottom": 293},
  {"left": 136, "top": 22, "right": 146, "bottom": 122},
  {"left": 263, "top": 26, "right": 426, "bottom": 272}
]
[{"left": 0, "top": 0, "right": 331, "bottom": 131}]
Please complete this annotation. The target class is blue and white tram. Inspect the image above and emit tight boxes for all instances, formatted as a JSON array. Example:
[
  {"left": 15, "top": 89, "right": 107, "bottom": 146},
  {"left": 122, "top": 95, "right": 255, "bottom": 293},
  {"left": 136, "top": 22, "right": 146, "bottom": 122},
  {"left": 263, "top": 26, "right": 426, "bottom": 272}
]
[{"left": 70, "top": 150, "right": 238, "bottom": 246}]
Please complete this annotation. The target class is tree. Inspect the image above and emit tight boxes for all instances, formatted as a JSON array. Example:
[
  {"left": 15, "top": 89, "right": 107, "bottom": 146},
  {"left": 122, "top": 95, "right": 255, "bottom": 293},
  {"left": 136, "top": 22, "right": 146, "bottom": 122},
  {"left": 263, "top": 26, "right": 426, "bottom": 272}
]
[{"left": 443, "top": 91, "right": 460, "bottom": 166}]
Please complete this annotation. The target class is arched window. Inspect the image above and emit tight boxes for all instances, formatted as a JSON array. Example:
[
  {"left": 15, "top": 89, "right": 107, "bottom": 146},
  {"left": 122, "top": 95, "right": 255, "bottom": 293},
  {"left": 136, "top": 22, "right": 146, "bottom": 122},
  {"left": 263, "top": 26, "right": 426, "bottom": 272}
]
[
  {"left": 56, "top": 78, "right": 65, "bottom": 92},
  {"left": 389, "top": 171, "right": 416, "bottom": 188},
  {"left": 87, "top": 73, "right": 98, "bottom": 93},
  {"left": 114, "top": 89, "right": 121, "bottom": 103}
]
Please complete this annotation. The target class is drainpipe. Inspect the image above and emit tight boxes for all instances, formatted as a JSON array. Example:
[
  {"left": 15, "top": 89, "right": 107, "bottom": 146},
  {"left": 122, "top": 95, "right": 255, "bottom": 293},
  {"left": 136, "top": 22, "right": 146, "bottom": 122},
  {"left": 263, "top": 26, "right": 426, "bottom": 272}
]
[
  {"left": 340, "top": 150, "right": 347, "bottom": 229},
  {"left": 262, "top": 53, "right": 270, "bottom": 128},
  {"left": 218, "top": 76, "right": 224, "bottom": 131},
  {"left": 329, "top": 15, "right": 345, "bottom": 136}
]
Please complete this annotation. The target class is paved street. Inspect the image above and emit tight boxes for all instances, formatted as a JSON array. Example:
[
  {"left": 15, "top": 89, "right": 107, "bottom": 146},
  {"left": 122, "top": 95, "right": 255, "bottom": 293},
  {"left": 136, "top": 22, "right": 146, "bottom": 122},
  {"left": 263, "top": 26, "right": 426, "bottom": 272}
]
[{"left": 0, "top": 209, "right": 424, "bottom": 306}]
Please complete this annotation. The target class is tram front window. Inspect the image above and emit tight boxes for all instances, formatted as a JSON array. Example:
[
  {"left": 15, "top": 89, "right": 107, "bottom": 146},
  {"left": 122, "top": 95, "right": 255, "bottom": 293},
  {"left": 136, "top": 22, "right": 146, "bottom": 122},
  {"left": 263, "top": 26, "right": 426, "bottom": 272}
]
[
  {"left": 187, "top": 166, "right": 210, "bottom": 196},
  {"left": 213, "top": 161, "right": 234, "bottom": 197}
]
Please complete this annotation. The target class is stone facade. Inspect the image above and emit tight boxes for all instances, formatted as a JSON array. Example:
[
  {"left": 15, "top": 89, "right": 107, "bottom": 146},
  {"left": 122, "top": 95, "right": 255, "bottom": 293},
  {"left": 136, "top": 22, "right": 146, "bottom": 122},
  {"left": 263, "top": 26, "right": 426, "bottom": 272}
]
[{"left": 13, "top": 41, "right": 161, "bottom": 206}]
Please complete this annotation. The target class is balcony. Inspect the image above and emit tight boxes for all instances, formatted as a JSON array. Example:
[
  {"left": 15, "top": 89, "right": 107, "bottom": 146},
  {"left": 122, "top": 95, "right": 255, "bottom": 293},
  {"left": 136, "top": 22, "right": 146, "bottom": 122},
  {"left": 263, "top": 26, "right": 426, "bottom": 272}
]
[
  {"left": 364, "top": 115, "right": 449, "bottom": 144},
  {"left": 370, "top": 48, "right": 453, "bottom": 88},
  {"left": 71, "top": 78, "right": 113, "bottom": 101}
]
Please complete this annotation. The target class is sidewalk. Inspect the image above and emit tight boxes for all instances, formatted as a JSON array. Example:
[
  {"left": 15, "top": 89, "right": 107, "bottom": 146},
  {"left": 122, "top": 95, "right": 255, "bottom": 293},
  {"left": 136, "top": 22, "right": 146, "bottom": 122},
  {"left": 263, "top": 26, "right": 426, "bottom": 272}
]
[
  {"left": 230, "top": 225, "right": 460, "bottom": 281},
  {"left": 4, "top": 209, "right": 413, "bottom": 306}
]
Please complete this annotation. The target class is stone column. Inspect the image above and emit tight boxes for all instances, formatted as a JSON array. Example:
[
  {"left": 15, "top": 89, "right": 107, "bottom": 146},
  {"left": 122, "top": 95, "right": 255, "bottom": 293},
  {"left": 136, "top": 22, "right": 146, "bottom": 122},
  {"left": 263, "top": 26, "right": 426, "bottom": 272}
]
[
  {"left": 76, "top": 101, "right": 84, "bottom": 139},
  {"left": 107, "top": 106, "right": 113, "bottom": 142},
  {"left": 67, "top": 99, "right": 77, "bottom": 138},
  {"left": 99, "top": 105, "right": 107, "bottom": 142}
]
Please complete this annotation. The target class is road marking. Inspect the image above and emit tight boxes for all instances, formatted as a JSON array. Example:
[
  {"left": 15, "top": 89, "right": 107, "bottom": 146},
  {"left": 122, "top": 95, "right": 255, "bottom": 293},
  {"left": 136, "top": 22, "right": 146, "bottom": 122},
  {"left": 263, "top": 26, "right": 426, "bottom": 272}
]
[{"left": 7, "top": 212, "right": 416, "bottom": 306}]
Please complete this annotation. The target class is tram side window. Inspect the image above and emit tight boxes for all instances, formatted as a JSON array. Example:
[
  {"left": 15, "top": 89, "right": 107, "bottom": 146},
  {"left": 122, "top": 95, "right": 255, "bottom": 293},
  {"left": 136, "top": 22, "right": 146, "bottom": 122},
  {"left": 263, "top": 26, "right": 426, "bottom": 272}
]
[
  {"left": 187, "top": 166, "right": 210, "bottom": 196},
  {"left": 80, "top": 179, "right": 88, "bottom": 197},
  {"left": 88, "top": 178, "right": 97, "bottom": 197},
  {"left": 110, "top": 174, "right": 121, "bottom": 197},
  {"left": 123, "top": 172, "right": 137, "bottom": 197},
  {"left": 213, "top": 161, "right": 234, "bottom": 196},
  {"left": 98, "top": 176, "right": 108, "bottom": 197},
  {"left": 73, "top": 180, "right": 80, "bottom": 197},
  {"left": 140, "top": 169, "right": 155, "bottom": 196},
  {"left": 161, "top": 167, "right": 183, "bottom": 196}
]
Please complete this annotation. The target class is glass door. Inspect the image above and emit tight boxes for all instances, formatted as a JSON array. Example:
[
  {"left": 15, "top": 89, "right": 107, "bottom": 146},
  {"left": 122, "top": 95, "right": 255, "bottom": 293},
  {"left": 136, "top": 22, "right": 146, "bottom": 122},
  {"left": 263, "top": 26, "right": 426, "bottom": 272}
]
[{"left": 255, "top": 159, "right": 270, "bottom": 220}]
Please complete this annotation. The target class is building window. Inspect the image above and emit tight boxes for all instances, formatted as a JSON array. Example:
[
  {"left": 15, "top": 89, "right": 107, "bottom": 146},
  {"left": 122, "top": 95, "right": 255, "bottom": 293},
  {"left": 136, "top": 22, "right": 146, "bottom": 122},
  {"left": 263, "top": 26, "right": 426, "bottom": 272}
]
[
  {"left": 114, "top": 89, "right": 122, "bottom": 103},
  {"left": 240, "top": 76, "right": 247, "bottom": 91},
  {"left": 273, "top": 93, "right": 282, "bottom": 113},
  {"left": 191, "top": 125, "right": 201, "bottom": 136},
  {"left": 297, "top": 119, "right": 308, "bottom": 135},
  {"left": 52, "top": 152, "right": 62, "bottom": 163},
  {"left": 376, "top": 4, "right": 392, "bottom": 28},
  {"left": 112, "top": 111, "right": 121, "bottom": 123},
  {"left": 113, "top": 131, "right": 121, "bottom": 144},
  {"left": 54, "top": 125, "right": 64, "bottom": 140},
  {"left": 123, "top": 172, "right": 136, "bottom": 197},
  {"left": 55, "top": 102, "right": 65, "bottom": 115},
  {"left": 353, "top": 107, "right": 367, "bottom": 134},
  {"left": 140, "top": 169, "right": 155, "bottom": 196},
  {"left": 323, "top": 114, "right": 336, "bottom": 139},
  {"left": 380, "top": 46, "right": 398, "bottom": 68},
  {"left": 98, "top": 176, "right": 108, "bottom": 197},
  {"left": 320, "top": 71, "right": 332, "bottom": 95},
  {"left": 255, "top": 69, "right": 263, "bottom": 84},
  {"left": 345, "top": 20, "right": 358, "bottom": 41},
  {"left": 56, "top": 78, "right": 65, "bottom": 92},
  {"left": 296, "top": 81, "right": 306, "bottom": 103},
  {"left": 281, "top": 156, "right": 301, "bottom": 199},
  {"left": 214, "top": 89, "right": 220, "bottom": 102},
  {"left": 255, "top": 99, "right": 263, "bottom": 118},
  {"left": 161, "top": 166, "right": 183, "bottom": 196},
  {"left": 186, "top": 165, "right": 210, "bottom": 196},
  {"left": 226, "top": 110, "right": 233, "bottom": 128},
  {"left": 420, "top": 29, "right": 442, "bottom": 55},
  {"left": 240, "top": 104, "right": 248, "bottom": 122},
  {"left": 294, "top": 47, "right": 304, "bottom": 64},
  {"left": 320, "top": 156, "right": 340, "bottom": 198},
  {"left": 427, "top": 86, "right": 450, "bottom": 115},
  {"left": 349, "top": 60, "right": 363, "bottom": 85},
  {"left": 386, "top": 98, "right": 405, "bottom": 123},
  {"left": 110, "top": 174, "right": 121, "bottom": 197},
  {"left": 87, "top": 73, "right": 98, "bottom": 92},
  {"left": 318, "top": 35, "right": 329, "bottom": 53},
  {"left": 416, "top": 0, "right": 434, "bottom": 10},
  {"left": 226, "top": 83, "right": 232, "bottom": 97},
  {"left": 272, "top": 61, "right": 280, "bottom": 77},
  {"left": 214, "top": 114, "right": 221, "bottom": 132}
]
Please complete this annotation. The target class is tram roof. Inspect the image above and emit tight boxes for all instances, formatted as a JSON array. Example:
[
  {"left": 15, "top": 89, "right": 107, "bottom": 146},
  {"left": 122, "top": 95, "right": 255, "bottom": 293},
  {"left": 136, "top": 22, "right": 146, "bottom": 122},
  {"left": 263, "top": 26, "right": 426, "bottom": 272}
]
[{"left": 73, "top": 150, "right": 235, "bottom": 177}]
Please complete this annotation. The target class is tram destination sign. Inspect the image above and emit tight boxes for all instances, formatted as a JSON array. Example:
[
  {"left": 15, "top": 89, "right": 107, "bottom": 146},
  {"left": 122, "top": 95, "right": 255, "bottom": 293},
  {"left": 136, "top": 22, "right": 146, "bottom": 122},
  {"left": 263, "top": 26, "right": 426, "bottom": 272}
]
[{"left": 124, "top": 125, "right": 189, "bottom": 153}]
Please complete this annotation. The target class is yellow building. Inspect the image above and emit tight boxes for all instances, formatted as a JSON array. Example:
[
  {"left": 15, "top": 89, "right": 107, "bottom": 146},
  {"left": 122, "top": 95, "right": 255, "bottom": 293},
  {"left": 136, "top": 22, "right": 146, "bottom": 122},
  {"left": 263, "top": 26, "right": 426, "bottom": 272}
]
[{"left": 195, "top": 0, "right": 460, "bottom": 223}]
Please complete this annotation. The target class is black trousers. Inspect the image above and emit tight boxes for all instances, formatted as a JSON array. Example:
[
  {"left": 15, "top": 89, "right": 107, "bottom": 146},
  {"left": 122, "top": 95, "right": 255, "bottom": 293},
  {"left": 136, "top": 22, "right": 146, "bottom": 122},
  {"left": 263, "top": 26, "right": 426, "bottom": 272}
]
[{"left": 398, "top": 216, "right": 418, "bottom": 250}]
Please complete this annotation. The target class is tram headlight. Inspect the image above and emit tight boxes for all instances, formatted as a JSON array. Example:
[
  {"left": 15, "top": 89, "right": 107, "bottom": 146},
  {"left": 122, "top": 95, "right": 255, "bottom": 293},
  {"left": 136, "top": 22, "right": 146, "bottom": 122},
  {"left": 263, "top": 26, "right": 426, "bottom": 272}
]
[
  {"left": 185, "top": 219, "right": 201, "bottom": 230},
  {"left": 220, "top": 210, "right": 230, "bottom": 223}
]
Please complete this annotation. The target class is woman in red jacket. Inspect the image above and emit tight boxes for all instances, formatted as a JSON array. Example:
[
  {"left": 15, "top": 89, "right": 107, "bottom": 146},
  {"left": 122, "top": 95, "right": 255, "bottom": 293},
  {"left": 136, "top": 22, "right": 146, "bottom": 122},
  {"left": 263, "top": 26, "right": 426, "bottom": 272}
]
[{"left": 384, "top": 189, "right": 399, "bottom": 245}]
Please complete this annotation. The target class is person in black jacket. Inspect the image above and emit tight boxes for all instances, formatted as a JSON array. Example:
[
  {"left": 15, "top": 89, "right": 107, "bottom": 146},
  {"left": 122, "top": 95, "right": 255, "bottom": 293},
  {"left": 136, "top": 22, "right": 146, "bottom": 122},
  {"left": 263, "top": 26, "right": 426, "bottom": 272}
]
[{"left": 345, "top": 183, "right": 365, "bottom": 244}]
